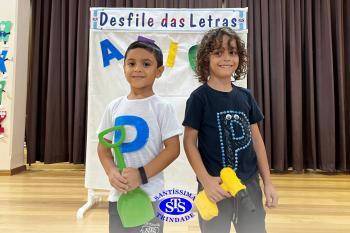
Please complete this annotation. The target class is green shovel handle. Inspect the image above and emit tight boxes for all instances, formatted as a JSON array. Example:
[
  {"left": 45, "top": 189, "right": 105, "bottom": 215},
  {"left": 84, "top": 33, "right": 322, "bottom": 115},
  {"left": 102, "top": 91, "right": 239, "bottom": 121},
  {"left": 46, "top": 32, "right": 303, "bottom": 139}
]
[{"left": 98, "top": 126, "right": 127, "bottom": 170}]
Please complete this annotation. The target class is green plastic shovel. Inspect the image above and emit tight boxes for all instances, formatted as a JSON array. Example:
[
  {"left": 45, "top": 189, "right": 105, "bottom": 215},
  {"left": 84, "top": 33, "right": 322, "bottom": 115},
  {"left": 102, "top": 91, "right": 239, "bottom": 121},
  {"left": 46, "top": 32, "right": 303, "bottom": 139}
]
[{"left": 98, "top": 126, "right": 155, "bottom": 228}]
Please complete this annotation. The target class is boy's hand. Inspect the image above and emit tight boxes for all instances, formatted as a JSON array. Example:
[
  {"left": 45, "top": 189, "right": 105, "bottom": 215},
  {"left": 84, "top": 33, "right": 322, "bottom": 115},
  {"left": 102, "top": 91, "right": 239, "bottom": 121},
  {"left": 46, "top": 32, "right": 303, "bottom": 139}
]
[
  {"left": 202, "top": 175, "right": 231, "bottom": 203},
  {"left": 264, "top": 183, "right": 278, "bottom": 208},
  {"left": 122, "top": 167, "right": 141, "bottom": 192},
  {"left": 107, "top": 168, "right": 128, "bottom": 194}
]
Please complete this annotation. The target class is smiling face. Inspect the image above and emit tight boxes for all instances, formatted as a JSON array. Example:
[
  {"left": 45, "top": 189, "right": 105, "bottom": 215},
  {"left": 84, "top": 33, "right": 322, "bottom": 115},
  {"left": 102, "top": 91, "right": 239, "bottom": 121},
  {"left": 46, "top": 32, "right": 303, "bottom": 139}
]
[
  {"left": 123, "top": 48, "right": 164, "bottom": 95},
  {"left": 208, "top": 34, "right": 239, "bottom": 81}
]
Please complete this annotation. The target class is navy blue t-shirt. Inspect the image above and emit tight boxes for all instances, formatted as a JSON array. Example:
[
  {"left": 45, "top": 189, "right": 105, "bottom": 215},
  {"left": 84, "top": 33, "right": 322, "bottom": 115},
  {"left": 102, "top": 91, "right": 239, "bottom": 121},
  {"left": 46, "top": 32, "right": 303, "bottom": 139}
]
[{"left": 183, "top": 83, "right": 264, "bottom": 182}]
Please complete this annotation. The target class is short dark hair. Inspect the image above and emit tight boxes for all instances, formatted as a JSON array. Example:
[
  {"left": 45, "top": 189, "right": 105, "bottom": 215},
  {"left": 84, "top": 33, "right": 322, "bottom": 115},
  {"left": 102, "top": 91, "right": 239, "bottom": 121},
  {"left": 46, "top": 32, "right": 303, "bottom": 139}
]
[
  {"left": 196, "top": 27, "right": 247, "bottom": 83},
  {"left": 124, "top": 41, "right": 163, "bottom": 67}
]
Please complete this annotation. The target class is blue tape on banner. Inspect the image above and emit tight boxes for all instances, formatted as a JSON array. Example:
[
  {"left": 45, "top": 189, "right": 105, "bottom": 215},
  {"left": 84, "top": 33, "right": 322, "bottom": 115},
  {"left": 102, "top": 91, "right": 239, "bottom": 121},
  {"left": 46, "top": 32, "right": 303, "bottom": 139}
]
[
  {"left": 92, "top": 10, "right": 98, "bottom": 29},
  {"left": 239, "top": 10, "right": 245, "bottom": 30}
]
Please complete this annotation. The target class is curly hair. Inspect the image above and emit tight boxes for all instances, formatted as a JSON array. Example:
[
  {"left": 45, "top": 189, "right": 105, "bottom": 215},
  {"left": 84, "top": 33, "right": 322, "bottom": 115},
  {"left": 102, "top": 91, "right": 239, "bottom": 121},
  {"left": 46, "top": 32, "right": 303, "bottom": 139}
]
[{"left": 196, "top": 27, "right": 247, "bottom": 83}]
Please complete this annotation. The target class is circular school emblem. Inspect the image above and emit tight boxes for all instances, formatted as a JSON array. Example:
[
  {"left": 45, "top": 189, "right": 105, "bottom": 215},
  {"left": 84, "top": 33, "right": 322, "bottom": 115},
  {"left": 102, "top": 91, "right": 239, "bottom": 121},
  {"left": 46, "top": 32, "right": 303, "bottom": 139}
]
[{"left": 153, "top": 189, "right": 196, "bottom": 223}]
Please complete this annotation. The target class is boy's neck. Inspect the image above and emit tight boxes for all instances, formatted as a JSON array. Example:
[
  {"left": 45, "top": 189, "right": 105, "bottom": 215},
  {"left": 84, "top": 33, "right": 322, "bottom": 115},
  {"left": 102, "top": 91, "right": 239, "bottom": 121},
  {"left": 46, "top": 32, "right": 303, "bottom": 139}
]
[
  {"left": 207, "top": 76, "right": 233, "bottom": 92},
  {"left": 127, "top": 89, "right": 155, "bottom": 100}
]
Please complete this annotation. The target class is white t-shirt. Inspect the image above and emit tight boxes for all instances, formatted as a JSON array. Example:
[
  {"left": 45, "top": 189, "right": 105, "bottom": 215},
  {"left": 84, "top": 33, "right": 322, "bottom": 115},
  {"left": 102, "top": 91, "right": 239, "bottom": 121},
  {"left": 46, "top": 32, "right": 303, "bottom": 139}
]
[{"left": 97, "top": 95, "right": 183, "bottom": 202}]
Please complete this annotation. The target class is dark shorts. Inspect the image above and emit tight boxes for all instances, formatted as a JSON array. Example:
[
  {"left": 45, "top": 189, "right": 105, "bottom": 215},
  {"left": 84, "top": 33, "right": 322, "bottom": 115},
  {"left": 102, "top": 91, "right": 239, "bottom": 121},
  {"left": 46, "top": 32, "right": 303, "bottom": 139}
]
[
  {"left": 109, "top": 201, "right": 164, "bottom": 233},
  {"left": 198, "top": 173, "right": 266, "bottom": 233}
]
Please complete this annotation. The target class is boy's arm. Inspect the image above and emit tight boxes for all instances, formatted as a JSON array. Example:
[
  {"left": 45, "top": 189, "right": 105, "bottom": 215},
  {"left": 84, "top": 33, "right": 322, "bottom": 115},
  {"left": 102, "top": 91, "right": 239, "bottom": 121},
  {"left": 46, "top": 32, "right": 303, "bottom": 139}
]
[
  {"left": 122, "top": 135, "right": 180, "bottom": 191},
  {"left": 183, "top": 126, "right": 230, "bottom": 203},
  {"left": 97, "top": 141, "right": 128, "bottom": 193},
  {"left": 251, "top": 123, "right": 278, "bottom": 208},
  {"left": 144, "top": 135, "right": 180, "bottom": 177}
]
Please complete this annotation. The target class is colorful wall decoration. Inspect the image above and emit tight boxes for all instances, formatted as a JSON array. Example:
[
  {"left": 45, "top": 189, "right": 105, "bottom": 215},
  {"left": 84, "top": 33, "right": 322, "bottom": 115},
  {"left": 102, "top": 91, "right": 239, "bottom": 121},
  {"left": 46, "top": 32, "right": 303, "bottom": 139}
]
[
  {"left": 0, "top": 21, "right": 12, "bottom": 46},
  {"left": 0, "top": 109, "right": 6, "bottom": 138},
  {"left": 0, "top": 79, "right": 6, "bottom": 106},
  {"left": 0, "top": 20, "right": 12, "bottom": 139}
]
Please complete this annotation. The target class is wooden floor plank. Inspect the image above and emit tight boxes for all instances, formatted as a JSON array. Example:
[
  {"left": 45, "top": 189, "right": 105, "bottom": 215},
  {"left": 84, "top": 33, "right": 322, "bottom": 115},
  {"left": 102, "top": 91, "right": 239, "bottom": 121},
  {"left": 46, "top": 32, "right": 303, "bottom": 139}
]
[{"left": 0, "top": 170, "right": 349, "bottom": 233}]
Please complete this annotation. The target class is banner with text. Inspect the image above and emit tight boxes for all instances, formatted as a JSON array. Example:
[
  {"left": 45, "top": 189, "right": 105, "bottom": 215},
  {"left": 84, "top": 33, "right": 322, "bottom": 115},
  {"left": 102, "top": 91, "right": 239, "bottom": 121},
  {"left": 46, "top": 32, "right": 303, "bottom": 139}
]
[{"left": 91, "top": 8, "right": 248, "bottom": 32}]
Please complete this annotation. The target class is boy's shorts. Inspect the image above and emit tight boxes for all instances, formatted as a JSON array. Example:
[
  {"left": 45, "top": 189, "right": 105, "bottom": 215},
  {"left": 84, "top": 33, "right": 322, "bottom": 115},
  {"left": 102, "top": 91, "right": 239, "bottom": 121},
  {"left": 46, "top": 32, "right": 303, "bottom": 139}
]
[
  {"left": 198, "top": 173, "right": 266, "bottom": 233},
  {"left": 109, "top": 201, "right": 164, "bottom": 233}
]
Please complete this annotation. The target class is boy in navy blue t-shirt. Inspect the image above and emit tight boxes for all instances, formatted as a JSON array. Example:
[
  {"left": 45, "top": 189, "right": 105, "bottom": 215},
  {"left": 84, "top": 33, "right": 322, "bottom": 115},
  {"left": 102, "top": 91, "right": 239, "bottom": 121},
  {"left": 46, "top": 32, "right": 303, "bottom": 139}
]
[{"left": 183, "top": 27, "right": 278, "bottom": 233}]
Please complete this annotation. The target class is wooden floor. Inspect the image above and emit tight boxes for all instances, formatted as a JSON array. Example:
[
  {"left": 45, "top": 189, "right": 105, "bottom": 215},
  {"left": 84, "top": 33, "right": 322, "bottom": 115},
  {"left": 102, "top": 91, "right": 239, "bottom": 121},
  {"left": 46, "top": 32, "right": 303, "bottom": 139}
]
[{"left": 0, "top": 169, "right": 350, "bottom": 233}]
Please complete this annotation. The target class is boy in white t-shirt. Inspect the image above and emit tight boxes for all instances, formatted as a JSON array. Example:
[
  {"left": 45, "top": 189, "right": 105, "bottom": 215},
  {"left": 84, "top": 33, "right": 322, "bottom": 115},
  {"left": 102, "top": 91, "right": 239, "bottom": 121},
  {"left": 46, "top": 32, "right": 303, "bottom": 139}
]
[{"left": 97, "top": 40, "right": 182, "bottom": 233}]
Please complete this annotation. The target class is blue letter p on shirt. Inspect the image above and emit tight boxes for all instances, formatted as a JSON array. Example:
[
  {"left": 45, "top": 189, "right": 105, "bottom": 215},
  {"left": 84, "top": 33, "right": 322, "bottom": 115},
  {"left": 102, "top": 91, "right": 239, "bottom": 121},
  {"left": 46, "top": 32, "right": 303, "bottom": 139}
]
[{"left": 114, "top": 115, "right": 149, "bottom": 153}]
